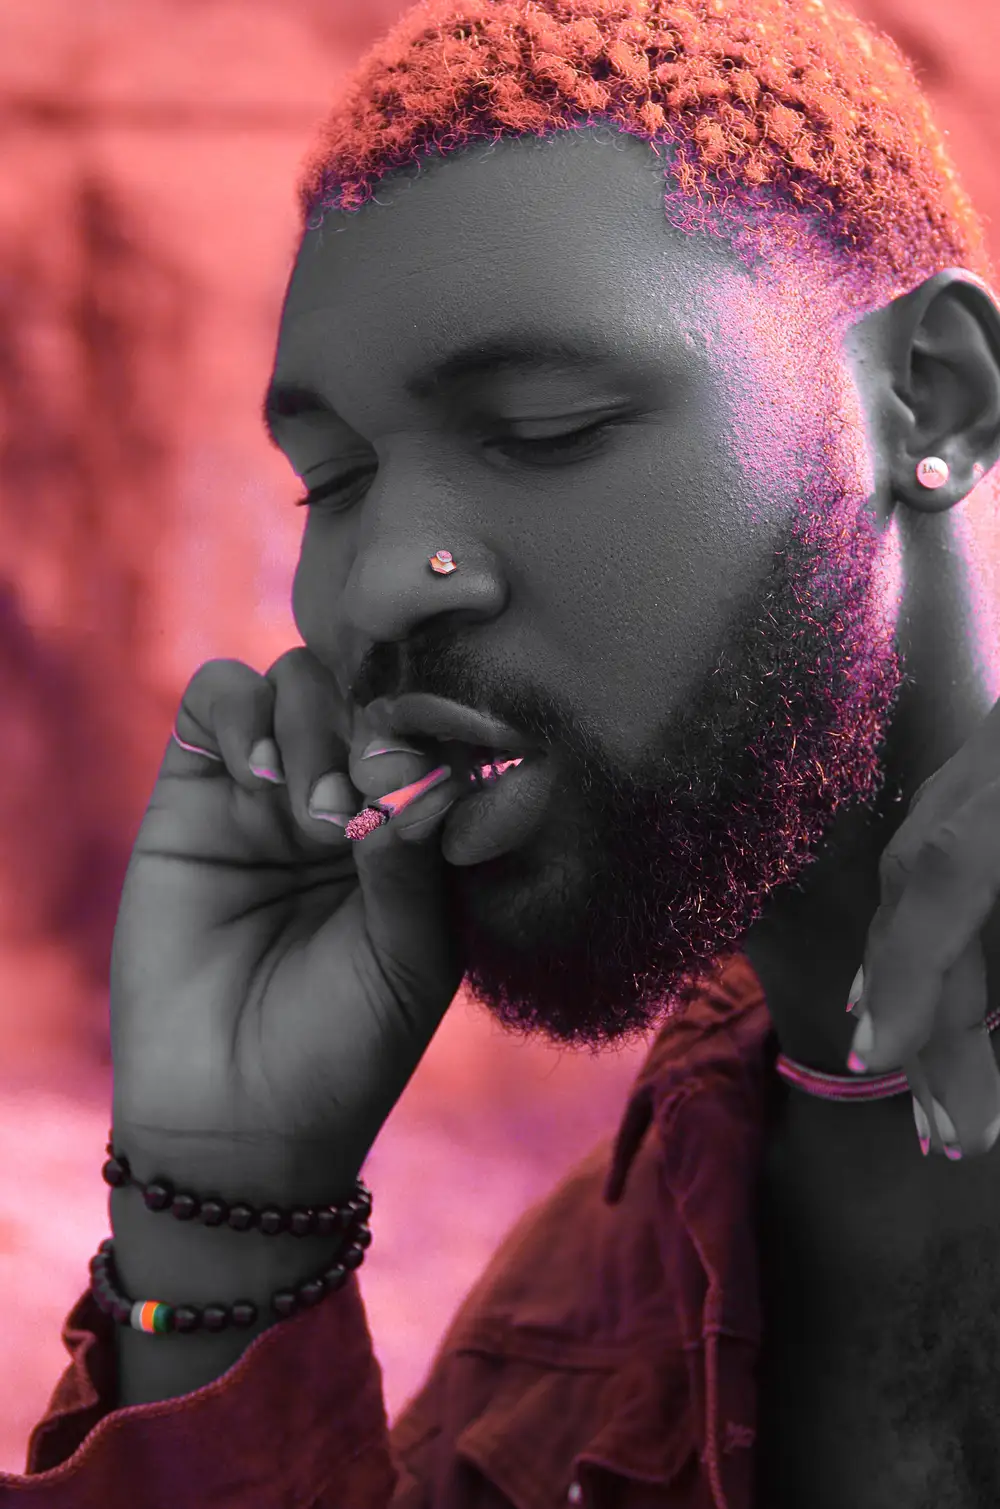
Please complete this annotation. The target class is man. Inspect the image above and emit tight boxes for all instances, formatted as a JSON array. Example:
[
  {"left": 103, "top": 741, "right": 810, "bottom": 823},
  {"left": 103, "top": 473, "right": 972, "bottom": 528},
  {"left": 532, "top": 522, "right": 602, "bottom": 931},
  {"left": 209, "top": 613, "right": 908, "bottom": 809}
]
[{"left": 10, "top": 0, "right": 1000, "bottom": 1505}]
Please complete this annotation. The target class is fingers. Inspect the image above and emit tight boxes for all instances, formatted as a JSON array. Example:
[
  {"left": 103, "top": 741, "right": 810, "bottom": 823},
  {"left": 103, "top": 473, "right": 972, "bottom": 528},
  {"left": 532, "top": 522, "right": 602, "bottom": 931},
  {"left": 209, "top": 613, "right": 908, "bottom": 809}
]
[
  {"left": 169, "top": 651, "right": 360, "bottom": 843},
  {"left": 850, "top": 771, "right": 1000, "bottom": 1160},
  {"left": 349, "top": 744, "right": 433, "bottom": 800},
  {"left": 265, "top": 647, "right": 359, "bottom": 838},
  {"left": 167, "top": 650, "right": 460, "bottom": 856},
  {"left": 914, "top": 935, "right": 1000, "bottom": 1159},
  {"left": 267, "top": 650, "right": 457, "bottom": 844},
  {"left": 906, "top": 698, "right": 1000, "bottom": 827},
  {"left": 851, "top": 773, "right": 1000, "bottom": 1073},
  {"left": 168, "top": 658, "right": 277, "bottom": 791}
]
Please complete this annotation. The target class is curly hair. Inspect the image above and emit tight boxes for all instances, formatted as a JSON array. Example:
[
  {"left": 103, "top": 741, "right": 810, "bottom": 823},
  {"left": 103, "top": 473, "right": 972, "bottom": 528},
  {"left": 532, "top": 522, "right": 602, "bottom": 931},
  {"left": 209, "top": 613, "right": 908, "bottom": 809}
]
[{"left": 295, "top": 0, "right": 994, "bottom": 309}]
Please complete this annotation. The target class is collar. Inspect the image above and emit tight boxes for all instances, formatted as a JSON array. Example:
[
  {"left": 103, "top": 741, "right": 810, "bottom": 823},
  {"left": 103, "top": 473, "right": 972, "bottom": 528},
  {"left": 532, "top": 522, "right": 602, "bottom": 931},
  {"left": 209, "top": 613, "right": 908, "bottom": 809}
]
[{"left": 603, "top": 951, "right": 775, "bottom": 1208}]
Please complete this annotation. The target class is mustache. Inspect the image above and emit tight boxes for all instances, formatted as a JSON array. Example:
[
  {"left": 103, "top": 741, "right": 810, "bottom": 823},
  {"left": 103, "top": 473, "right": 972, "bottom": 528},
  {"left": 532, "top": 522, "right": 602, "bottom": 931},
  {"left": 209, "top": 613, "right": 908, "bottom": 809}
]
[{"left": 351, "top": 643, "right": 566, "bottom": 754}]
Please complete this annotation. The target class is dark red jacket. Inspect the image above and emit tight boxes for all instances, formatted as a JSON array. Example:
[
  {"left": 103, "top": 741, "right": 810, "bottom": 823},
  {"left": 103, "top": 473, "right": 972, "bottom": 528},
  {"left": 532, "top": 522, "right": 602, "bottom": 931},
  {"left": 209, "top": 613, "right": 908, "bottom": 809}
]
[{"left": 3, "top": 952, "right": 776, "bottom": 1508}]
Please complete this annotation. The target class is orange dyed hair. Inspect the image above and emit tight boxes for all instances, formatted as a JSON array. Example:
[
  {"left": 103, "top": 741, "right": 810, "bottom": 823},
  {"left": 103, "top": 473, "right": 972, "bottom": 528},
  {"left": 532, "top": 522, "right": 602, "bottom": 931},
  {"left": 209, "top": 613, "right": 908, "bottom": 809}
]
[{"left": 296, "top": 0, "right": 995, "bottom": 304}]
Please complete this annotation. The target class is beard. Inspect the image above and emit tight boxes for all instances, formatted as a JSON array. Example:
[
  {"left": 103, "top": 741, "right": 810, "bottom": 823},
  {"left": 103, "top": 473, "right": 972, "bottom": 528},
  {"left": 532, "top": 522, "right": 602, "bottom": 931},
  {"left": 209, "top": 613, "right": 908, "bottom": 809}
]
[{"left": 355, "top": 456, "right": 905, "bottom": 1055}]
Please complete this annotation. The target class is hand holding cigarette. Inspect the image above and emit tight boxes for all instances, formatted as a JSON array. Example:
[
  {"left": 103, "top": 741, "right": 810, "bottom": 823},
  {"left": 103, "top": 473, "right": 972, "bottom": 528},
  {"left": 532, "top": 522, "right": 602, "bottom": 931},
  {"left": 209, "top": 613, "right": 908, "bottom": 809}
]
[{"left": 111, "top": 647, "right": 469, "bottom": 1207}]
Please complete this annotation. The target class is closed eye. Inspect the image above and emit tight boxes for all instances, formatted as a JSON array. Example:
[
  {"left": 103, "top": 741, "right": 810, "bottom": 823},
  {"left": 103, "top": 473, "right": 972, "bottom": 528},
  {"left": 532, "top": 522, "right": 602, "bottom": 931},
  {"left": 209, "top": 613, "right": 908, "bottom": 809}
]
[
  {"left": 486, "top": 416, "right": 624, "bottom": 466},
  {"left": 292, "top": 417, "right": 626, "bottom": 510},
  {"left": 293, "top": 467, "right": 375, "bottom": 509}
]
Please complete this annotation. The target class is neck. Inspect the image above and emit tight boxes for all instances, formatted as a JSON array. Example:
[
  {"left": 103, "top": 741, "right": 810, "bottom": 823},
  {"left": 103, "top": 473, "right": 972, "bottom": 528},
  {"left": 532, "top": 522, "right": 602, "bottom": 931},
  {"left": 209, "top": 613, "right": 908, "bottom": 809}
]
[
  {"left": 748, "top": 511, "right": 1000, "bottom": 1503},
  {"left": 745, "top": 500, "right": 998, "bottom": 1084},
  {"left": 740, "top": 668, "right": 1000, "bottom": 1243},
  {"left": 742, "top": 800, "right": 890, "bottom": 1079}
]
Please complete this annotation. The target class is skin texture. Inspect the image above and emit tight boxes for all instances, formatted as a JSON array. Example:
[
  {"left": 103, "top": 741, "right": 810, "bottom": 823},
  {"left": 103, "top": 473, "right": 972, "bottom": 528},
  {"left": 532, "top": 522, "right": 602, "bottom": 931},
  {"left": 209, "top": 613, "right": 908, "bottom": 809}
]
[{"left": 267, "top": 128, "right": 1000, "bottom": 1503}]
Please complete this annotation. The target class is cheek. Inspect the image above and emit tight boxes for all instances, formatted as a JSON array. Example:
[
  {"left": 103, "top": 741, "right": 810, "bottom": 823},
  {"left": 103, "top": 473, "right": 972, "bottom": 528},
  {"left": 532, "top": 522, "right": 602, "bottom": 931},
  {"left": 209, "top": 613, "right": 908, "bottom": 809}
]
[
  {"left": 703, "top": 271, "right": 877, "bottom": 523},
  {"left": 521, "top": 435, "right": 774, "bottom": 755}
]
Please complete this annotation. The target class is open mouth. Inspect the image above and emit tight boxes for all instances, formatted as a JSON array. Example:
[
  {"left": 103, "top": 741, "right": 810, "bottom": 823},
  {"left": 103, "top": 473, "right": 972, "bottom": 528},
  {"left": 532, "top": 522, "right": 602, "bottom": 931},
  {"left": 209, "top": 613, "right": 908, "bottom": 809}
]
[
  {"left": 442, "top": 744, "right": 556, "bottom": 865},
  {"left": 467, "top": 747, "right": 527, "bottom": 789}
]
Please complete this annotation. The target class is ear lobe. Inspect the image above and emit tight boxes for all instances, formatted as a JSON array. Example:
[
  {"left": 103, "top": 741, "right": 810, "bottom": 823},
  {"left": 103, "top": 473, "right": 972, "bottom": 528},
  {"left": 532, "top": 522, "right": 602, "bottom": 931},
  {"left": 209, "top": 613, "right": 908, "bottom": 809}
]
[{"left": 885, "top": 269, "right": 1000, "bottom": 515}]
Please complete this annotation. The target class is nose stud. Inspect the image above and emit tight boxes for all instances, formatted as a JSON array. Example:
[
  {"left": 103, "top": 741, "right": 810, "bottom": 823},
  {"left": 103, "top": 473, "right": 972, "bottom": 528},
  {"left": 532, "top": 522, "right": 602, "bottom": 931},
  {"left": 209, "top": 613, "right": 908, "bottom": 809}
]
[{"left": 429, "top": 550, "right": 457, "bottom": 575}]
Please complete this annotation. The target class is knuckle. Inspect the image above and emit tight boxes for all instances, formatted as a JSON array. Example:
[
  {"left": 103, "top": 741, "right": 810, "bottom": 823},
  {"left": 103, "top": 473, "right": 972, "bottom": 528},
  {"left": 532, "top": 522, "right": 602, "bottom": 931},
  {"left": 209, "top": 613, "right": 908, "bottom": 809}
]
[
  {"left": 196, "top": 649, "right": 353, "bottom": 820},
  {"left": 268, "top": 651, "right": 352, "bottom": 779},
  {"left": 185, "top": 656, "right": 255, "bottom": 696},
  {"left": 177, "top": 658, "right": 275, "bottom": 777},
  {"left": 917, "top": 823, "right": 961, "bottom": 878},
  {"left": 265, "top": 647, "right": 335, "bottom": 707},
  {"left": 877, "top": 844, "right": 911, "bottom": 905},
  {"left": 907, "top": 772, "right": 937, "bottom": 813},
  {"left": 181, "top": 658, "right": 262, "bottom": 720},
  {"left": 880, "top": 817, "right": 962, "bottom": 901},
  {"left": 264, "top": 646, "right": 313, "bottom": 684}
]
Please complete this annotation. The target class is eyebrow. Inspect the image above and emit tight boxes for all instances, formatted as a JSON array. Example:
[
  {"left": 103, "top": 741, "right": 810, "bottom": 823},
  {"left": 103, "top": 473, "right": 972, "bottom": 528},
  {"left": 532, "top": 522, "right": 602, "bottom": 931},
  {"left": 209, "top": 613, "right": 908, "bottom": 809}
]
[{"left": 261, "top": 334, "right": 629, "bottom": 447}]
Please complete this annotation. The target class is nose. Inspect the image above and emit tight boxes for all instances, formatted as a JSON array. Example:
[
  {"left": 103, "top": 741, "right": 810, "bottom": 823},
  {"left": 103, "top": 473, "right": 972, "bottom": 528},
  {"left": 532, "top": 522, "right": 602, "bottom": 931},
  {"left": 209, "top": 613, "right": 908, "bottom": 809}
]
[{"left": 336, "top": 539, "right": 509, "bottom": 649}]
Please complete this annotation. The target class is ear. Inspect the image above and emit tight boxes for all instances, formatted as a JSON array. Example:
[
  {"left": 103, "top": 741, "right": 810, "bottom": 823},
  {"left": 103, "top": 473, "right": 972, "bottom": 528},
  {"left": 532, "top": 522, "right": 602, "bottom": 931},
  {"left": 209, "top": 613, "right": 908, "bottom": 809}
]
[{"left": 880, "top": 268, "right": 1000, "bottom": 514}]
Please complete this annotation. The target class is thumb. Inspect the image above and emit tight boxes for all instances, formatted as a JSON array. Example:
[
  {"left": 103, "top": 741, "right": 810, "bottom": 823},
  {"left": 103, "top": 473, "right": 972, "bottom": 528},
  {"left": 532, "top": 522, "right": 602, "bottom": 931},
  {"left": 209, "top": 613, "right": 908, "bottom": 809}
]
[{"left": 349, "top": 768, "right": 467, "bottom": 1027}]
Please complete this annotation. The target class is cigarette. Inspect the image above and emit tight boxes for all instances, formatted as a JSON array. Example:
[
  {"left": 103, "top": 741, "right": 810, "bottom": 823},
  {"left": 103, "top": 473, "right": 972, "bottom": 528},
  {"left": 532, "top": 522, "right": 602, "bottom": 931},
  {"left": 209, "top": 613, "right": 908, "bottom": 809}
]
[
  {"left": 343, "top": 755, "right": 525, "bottom": 843},
  {"left": 344, "top": 764, "right": 455, "bottom": 842}
]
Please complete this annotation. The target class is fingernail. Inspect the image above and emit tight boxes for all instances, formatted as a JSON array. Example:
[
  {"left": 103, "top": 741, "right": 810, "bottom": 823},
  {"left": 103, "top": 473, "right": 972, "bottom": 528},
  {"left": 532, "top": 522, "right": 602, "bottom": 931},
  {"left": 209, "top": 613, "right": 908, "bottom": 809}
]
[
  {"left": 308, "top": 770, "right": 357, "bottom": 823},
  {"left": 912, "top": 1097, "right": 931, "bottom": 1156},
  {"left": 173, "top": 726, "right": 224, "bottom": 763},
  {"left": 847, "top": 1012, "right": 874, "bottom": 1073},
  {"left": 930, "top": 1097, "right": 962, "bottom": 1160},
  {"left": 846, "top": 965, "right": 864, "bottom": 1012},
  {"left": 360, "top": 738, "right": 425, "bottom": 761},
  {"left": 248, "top": 738, "right": 286, "bottom": 784}
]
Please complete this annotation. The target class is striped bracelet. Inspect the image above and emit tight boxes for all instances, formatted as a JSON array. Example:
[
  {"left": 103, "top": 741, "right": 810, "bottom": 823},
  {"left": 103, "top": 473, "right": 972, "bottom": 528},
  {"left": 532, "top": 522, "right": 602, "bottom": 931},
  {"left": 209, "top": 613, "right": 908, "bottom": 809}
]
[{"left": 775, "top": 1003, "right": 1000, "bottom": 1101}]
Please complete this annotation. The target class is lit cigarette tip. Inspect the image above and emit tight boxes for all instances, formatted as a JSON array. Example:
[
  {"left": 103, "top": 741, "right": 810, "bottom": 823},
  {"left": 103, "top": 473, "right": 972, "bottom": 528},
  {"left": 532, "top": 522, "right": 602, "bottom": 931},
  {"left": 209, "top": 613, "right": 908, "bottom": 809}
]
[{"left": 344, "top": 807, "right": 388, "bottom": 842}]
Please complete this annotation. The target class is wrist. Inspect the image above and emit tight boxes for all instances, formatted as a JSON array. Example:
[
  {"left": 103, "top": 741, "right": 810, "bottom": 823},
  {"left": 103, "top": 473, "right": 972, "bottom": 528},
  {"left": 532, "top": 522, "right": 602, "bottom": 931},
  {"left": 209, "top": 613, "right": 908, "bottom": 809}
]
[
  {"left": 109, "top": 1185, "right": 352, "bottom": 1301},
  {"left": 104, "top": 1153, "right": 371, "bottom": 1409},
  {"left": 107, "top": 1121, "right": 362, "bottom": 1208}
]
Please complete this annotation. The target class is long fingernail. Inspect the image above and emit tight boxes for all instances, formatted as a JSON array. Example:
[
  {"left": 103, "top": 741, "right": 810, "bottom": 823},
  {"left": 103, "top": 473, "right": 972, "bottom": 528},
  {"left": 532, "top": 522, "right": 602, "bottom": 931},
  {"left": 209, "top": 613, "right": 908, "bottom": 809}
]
[
  {"left": 930, "top": 1097, "right": 962, "bottom": 1160},
  {"left": 173, "top": 724, "right": 224, "bottom": 763},
  {"left": 248, "top": 738, "right": 286, "bottom": 784},
  {"left": 308, "top": 770, "right": 357, "bottom": 822},
  {"left": 360, "top": 738, "right": 425, "bottom": 761},
  {"left": 912, "top": 1097, "right": 931, "bottom": 1156},
  {"left": 846, "top": 965, "right": 864, "bottom": 1014},
  {"left": 847, "top": 1012, "right": 874, "bottom": 1073}
]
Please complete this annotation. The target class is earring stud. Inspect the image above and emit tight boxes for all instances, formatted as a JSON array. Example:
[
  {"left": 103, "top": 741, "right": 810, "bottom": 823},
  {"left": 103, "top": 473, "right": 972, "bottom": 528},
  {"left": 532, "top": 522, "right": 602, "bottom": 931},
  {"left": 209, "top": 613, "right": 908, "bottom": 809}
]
[{"left": 915, "top": 456, "right": 950, "bottom": 489}]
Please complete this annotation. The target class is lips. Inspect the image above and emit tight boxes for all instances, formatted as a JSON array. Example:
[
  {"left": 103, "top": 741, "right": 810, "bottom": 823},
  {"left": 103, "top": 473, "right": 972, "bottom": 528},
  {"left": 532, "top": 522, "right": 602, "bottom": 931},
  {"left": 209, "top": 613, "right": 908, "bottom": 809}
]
[{"left": 360, "top": 694, "right": 544, "bottom": 762}]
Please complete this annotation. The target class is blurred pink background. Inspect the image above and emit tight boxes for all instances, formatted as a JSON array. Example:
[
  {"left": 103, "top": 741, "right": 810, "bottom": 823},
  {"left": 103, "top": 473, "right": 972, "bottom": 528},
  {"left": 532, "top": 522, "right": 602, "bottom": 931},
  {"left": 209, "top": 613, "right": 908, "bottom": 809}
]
[{"left": 1, "top": 0, "right": 999, "bottom": 1471}]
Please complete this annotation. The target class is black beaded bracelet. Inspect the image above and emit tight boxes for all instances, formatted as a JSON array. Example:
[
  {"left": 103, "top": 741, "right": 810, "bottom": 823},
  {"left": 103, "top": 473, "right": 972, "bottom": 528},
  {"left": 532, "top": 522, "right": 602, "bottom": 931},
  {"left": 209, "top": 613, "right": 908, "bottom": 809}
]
[
  {"left": 89, "top": 1227, "right": 372, "bottom": 1334},
  {"left": 95, "top": 1129, "right": 374, "bottom": 1334},
  {"left": 101, "top": 1135, "right": 373, "bottom": 1237}
]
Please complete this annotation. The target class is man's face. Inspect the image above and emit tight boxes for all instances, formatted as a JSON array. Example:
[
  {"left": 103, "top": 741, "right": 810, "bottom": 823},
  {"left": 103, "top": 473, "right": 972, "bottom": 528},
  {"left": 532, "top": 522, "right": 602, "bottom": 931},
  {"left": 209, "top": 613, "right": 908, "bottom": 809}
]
[{"left": 272, "top": 127, "right": 905, "bottom": 1052}]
